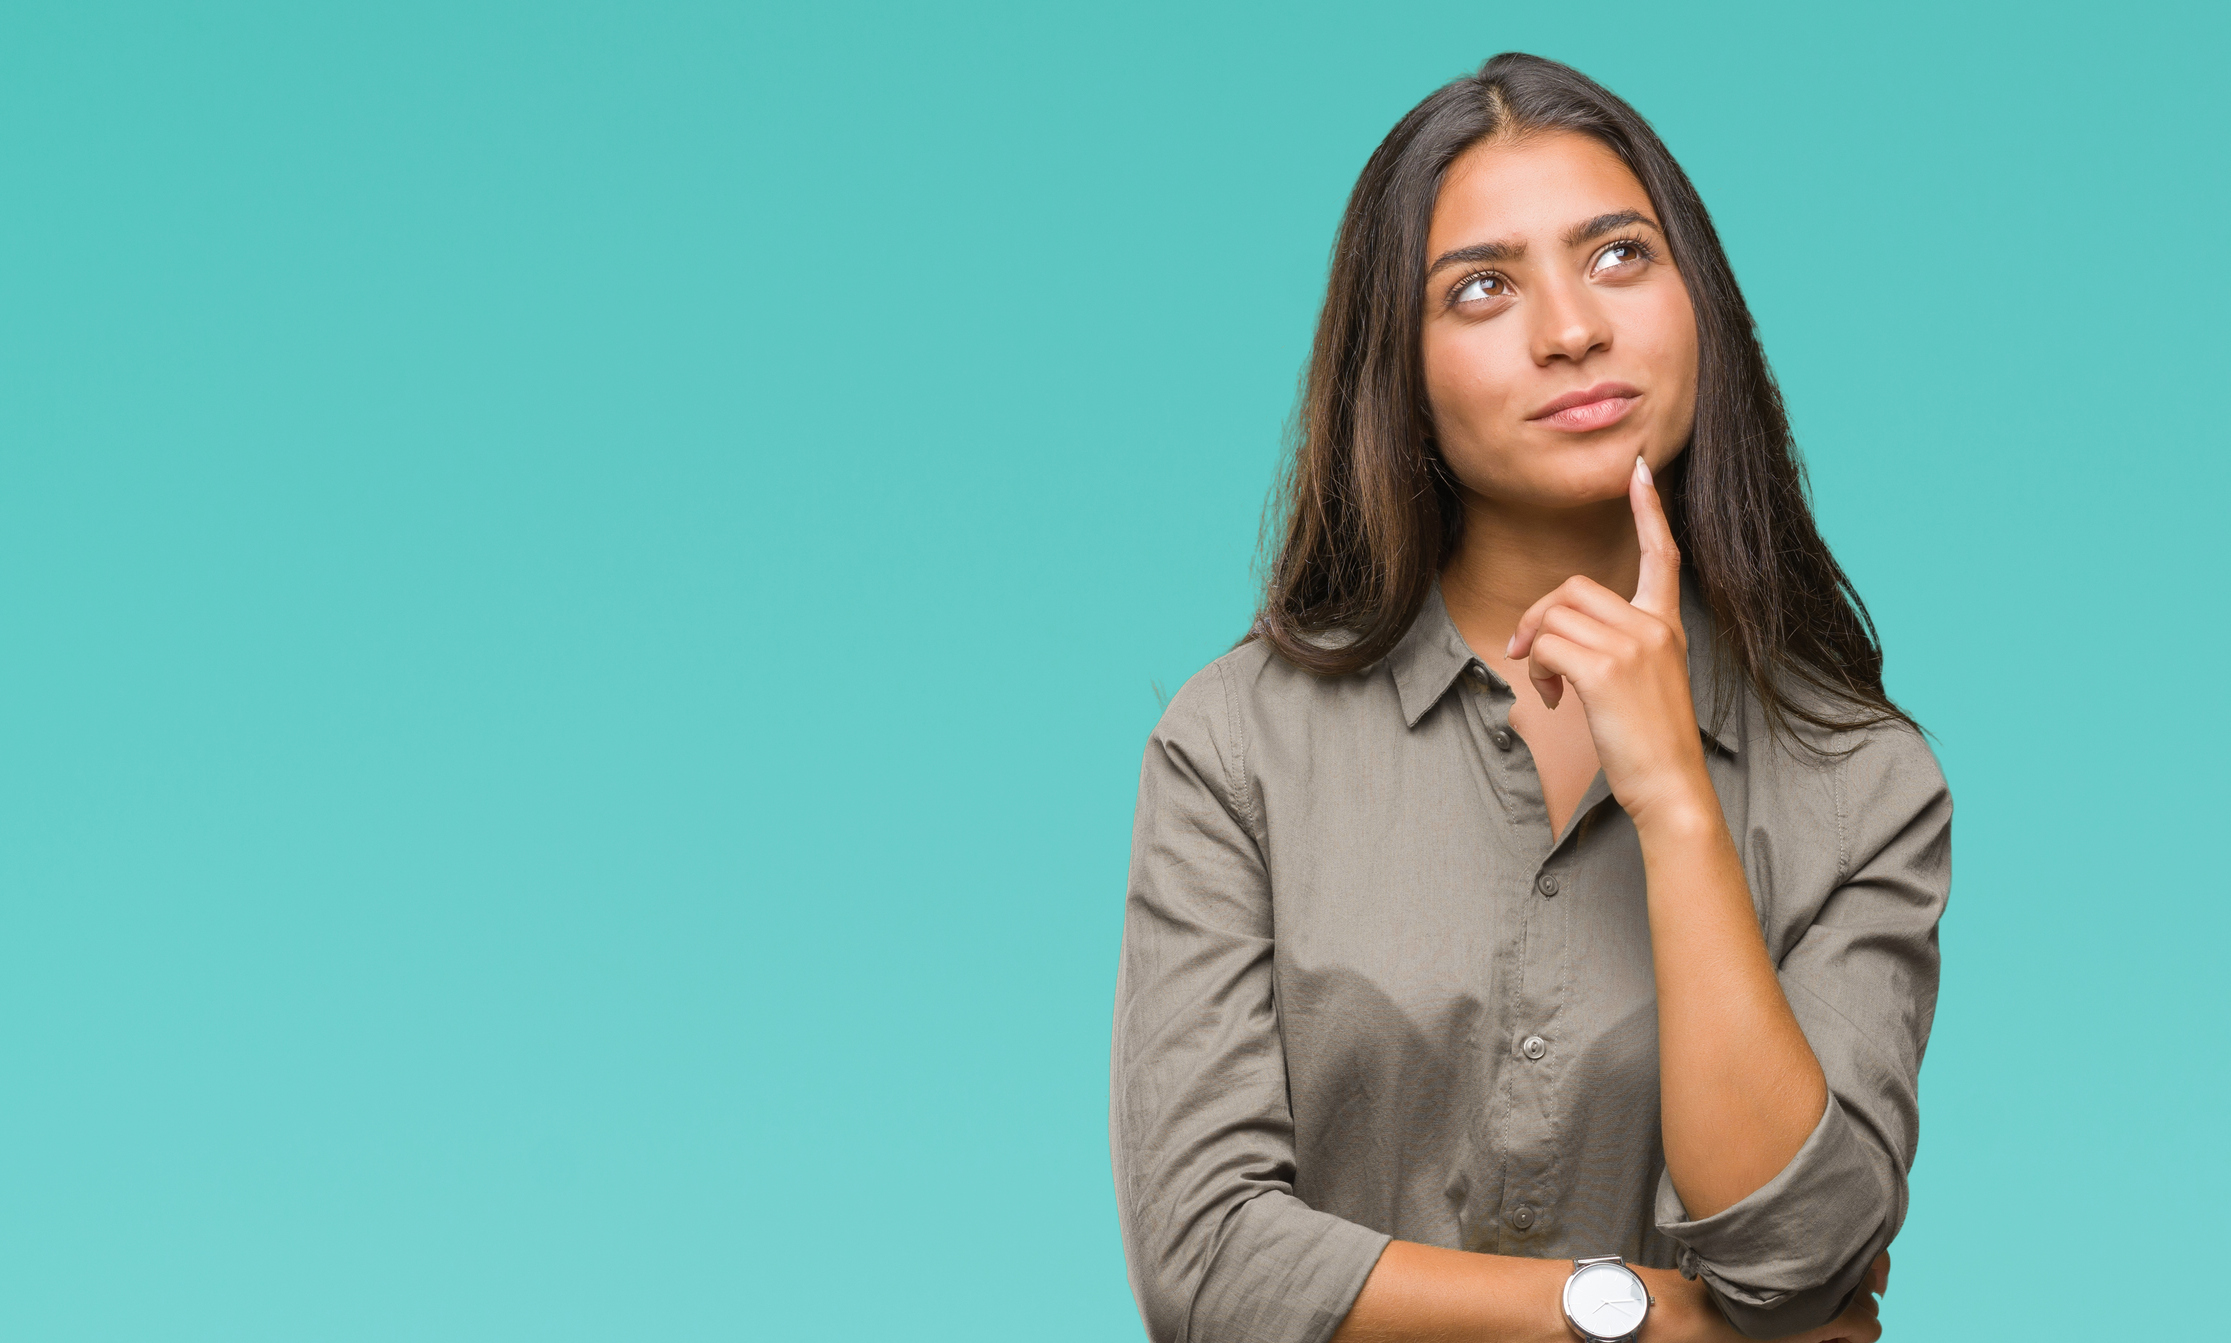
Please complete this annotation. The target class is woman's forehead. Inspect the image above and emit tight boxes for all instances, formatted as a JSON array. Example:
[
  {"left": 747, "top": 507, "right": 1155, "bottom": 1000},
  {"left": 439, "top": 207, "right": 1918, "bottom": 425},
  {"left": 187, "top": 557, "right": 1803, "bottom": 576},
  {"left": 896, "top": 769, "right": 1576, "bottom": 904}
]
[{"left": 1429, "top": 132, "right": 1652, "bottom": 251}]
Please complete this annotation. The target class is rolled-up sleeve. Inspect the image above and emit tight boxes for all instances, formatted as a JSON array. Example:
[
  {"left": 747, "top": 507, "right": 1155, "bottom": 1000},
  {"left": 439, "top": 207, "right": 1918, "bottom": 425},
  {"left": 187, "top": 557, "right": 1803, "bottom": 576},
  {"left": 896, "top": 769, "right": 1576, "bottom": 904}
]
[
  {"left": 1110, "top": 664, "right": 1392, "bottom": 1343},
  {"left": 1654, "top": 721, "right": 1953, "bottom": 1337}
]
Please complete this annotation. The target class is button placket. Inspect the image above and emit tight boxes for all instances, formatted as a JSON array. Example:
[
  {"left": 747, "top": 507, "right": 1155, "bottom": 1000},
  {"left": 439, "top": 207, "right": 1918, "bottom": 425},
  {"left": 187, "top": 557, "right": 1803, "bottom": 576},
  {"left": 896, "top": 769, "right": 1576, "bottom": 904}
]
[
  {"left": 1467, "top": 664, "right": 1517, "bottom": 751},
  {"left": 1470, "top": 653, "right": 1560, "bottom": 1252}
]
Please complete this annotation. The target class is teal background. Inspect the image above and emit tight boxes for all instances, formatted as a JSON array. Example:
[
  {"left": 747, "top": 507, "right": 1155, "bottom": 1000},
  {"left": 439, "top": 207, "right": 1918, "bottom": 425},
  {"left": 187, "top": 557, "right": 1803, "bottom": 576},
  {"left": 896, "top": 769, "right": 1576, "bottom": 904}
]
[{"left": 3, "top": 2, "right": 2222, "bottom": 1338}]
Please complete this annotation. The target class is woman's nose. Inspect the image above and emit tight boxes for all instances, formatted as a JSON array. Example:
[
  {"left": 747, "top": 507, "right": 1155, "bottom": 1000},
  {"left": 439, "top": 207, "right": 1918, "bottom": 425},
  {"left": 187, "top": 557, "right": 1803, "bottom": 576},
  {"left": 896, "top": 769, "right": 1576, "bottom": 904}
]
[{"left": 1529, "top": 279, "right": 1611, "bottom": 365}]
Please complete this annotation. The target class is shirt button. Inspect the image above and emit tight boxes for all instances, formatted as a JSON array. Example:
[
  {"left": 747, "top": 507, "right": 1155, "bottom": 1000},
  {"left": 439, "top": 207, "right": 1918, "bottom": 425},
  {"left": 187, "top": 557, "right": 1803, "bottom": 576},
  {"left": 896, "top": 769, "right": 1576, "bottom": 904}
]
[
  {"left": 1536, "top": 873, "right": 1560, "bottom": 897},
  {"left": 1521, "top": 1034, "right": 1547, "bottom": 1060},
  {"left": 1491, "top": 729, "right": 1513, "bottom": 750},
  {"left": 1509, "top": 1206, "right": 1536, "bottom": 1230}
]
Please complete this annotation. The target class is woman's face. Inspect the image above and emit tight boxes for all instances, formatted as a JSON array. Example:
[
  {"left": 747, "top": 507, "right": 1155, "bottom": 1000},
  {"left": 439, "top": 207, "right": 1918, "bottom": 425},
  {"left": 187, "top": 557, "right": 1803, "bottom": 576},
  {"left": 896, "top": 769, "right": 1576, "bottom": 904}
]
[{"left": 1421, "top": 130, "right": 1698, "bottom": 510}]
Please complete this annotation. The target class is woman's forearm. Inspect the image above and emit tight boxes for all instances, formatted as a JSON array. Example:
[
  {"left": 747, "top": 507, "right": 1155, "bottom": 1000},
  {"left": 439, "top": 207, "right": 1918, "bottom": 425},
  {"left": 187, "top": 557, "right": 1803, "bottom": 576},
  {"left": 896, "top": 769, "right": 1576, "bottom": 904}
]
[
  {"left": 1328, "top": 1242, "right": 1808, "bottom": 1343},
  {"left": 1324, "top": 801, "right": 1842, "bottom": 1343},
  {"left": 1490, "top": 458, "right": 1831, "bottom": 1228},
  {"left": 1325, "top": 1241, "right": 1575, "bottom": 1343},
  {"left": 1632, "top": 788, "right": 1827, "bottom": 1220}
]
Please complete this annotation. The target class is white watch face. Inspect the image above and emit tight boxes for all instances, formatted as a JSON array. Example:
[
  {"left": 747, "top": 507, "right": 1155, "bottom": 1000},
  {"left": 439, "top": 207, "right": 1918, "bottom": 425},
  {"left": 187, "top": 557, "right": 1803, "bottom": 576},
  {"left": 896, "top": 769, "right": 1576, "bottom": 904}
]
[{"left": 1563, "top": 1262, "right": 1649, "bottom": 1339}]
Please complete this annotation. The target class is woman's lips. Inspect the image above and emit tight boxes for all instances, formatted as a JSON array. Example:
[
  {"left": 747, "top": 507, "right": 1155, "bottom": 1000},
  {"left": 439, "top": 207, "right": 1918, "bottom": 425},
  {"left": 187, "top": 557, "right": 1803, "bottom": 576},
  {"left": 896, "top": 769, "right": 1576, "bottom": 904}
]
[
  {"left": 1529, "top": 382, "right": 1640, "bottom": 432},
  {"left": 1541, "top": 395, "right": 1637, "bottom": 430}
]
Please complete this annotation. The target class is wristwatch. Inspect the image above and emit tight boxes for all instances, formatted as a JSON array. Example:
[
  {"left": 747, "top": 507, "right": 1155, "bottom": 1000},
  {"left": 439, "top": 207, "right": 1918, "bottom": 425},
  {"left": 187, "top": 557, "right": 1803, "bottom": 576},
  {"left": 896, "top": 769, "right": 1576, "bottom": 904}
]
[{"left": 1561, "top": 1254, "right": 1654, "bottom": 1342}]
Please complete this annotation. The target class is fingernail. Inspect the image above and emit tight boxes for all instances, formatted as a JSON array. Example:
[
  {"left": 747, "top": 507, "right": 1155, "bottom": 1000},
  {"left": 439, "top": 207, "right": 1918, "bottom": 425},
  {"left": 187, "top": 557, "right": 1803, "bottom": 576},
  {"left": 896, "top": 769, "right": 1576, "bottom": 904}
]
[
  {"left": 1504, "top": 636, "right": 1518, "bottom": 658},
  {"left": 1635, "top": 455, "right": 1652, "bottom": 485}
]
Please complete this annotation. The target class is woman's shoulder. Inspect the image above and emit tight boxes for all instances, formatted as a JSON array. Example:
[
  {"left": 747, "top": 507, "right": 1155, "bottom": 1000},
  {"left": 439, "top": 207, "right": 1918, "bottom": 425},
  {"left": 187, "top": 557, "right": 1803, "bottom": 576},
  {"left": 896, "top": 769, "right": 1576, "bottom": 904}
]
[
  {"left": 1154, "top": 631, "right": 1397, "bottom": 739},
  {"left": 1754, "top": 676, "right": 1946, "bottom": 783},
  {"left": 1830, "top": 713, "right": 1952, "bottom": 845},
  {"left": 1738, "top": 675, "right": 1952, "bottom": 876}
]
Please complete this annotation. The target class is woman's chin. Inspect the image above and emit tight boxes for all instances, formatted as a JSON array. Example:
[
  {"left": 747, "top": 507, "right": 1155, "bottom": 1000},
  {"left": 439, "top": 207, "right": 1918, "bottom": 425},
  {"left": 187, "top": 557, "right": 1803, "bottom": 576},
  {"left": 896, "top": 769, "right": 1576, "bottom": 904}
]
[
  {"left": 1535, "top": 444, "right": 1649, "bottom": 504},
  {"left": 1453, "top": 433, "right": 1670, "bottom": 509}
]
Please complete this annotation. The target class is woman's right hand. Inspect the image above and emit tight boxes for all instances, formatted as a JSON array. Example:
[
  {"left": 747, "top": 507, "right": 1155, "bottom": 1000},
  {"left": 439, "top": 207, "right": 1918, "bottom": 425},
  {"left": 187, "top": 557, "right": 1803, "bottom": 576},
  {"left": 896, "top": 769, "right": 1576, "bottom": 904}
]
[{"left": 1638, "top": 1251, "right": 1888, "bottom": 1343}]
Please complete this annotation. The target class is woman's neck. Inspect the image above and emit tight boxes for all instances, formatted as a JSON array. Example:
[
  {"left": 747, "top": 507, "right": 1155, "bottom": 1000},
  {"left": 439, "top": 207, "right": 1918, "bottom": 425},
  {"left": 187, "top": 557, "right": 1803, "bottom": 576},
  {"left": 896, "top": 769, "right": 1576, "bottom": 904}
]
[{"left": 1439, "top": 493, "right": 1643, "bottom": 653}]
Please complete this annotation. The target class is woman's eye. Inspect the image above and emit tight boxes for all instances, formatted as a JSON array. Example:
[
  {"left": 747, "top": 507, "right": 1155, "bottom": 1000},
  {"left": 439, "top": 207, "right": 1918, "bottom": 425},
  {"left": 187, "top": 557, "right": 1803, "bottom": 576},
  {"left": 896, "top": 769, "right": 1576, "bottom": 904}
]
[
  {"left": 1591, "top": 242, "right": 1647, "bottom": 276},
  {"left": 1453, "top": 273, "right": 1508, "bottom": 303}
]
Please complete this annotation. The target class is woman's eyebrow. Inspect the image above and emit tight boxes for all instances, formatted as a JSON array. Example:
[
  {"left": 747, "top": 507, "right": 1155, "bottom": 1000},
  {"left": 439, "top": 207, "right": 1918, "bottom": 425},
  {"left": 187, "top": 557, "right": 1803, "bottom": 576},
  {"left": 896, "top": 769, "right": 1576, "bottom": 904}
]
[
  {"left": 1563, "top": 209, "right": 1660, "bottom": 247},
  {"left": 1426, "top": 238, "right": 1525, "bottom": 276}
]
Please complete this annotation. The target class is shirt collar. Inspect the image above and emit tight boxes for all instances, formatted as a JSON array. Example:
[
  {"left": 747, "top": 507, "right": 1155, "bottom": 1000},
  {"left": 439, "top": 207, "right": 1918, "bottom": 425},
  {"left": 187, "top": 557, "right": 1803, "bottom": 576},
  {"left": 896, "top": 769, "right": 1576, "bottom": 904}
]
[{"left": 1387, "top": 571, "right": 1743, "bottom": 756}]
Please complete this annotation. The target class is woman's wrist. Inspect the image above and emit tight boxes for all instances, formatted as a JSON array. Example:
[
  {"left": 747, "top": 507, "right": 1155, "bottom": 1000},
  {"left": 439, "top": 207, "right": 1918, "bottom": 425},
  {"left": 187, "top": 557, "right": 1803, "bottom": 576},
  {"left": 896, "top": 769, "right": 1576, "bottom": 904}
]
[
  {"left": 1623, "top": 763, "right": 1725, "bottom": 849},
  {"left": 1631, "top": 1265, "right": 1724, "bottom": 1343}
]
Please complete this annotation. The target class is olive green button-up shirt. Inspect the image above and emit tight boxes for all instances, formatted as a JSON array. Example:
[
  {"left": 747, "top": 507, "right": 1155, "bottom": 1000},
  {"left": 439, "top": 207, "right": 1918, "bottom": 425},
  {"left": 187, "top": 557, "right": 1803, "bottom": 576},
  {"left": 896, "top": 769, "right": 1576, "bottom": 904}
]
[{"left": 1109, "top": 577, "right": 1951, "bottom": 1343}]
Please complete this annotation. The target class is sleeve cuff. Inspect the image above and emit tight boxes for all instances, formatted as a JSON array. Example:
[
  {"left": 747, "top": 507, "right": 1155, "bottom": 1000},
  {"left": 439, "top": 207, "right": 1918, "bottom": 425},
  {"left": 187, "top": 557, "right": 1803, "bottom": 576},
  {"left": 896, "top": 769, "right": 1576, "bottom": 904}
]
[
  {"left": 1192, "top": 1191, "right": 1393, "bottom": 1343},
  {"left": 1653, "top": 1091, "right": 1894, "bottom": 1332}
]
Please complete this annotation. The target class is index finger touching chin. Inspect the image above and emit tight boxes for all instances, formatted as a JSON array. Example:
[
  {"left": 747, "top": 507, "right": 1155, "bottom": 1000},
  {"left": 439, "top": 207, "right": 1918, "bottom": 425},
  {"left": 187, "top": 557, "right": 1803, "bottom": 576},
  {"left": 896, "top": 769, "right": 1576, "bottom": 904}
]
[{"left": 1628, "top": 454, "right": 1682, "bottom": 616}]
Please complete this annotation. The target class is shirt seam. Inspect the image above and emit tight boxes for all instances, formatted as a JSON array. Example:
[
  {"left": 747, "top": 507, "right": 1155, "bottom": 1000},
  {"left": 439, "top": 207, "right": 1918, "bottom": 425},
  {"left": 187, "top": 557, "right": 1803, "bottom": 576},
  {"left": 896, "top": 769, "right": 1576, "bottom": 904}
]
[
  {"left": 1210, "top": 657, "right": 1262, "bottom": 842},
  {"left": 1831, "top": 733, "right": 1851, "bottom": 884}
]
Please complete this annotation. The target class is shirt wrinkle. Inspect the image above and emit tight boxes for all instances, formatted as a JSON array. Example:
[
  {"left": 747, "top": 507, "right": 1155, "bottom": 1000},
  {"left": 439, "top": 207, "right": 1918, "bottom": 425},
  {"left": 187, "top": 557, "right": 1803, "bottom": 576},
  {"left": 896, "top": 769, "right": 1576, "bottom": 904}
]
[{"left": 1112, "top": 572, "right": 1951, "bottom": 1343}]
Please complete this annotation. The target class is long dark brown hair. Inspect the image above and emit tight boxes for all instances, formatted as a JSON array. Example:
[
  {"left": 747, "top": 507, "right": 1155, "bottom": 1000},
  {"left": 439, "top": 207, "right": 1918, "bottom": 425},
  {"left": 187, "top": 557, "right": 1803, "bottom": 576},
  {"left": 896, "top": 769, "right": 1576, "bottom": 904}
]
[{"left": 1254, "top": 52, "right": 1912, "bottom": 742}]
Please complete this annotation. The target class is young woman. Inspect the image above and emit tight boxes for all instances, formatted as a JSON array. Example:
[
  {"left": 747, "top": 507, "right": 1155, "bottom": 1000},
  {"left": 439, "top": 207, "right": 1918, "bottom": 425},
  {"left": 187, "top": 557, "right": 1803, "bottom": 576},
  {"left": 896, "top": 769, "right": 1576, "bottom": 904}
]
[{"left": 1109, "top": 54, "right": 1949, "bottom": 1343}]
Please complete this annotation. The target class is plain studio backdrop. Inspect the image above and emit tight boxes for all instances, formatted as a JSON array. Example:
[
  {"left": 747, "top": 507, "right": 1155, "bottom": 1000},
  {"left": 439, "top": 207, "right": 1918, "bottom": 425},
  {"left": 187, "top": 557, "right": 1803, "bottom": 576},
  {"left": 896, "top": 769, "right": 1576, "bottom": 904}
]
[{"left": 1, "top": 2, "right": 2222, "bottom": 1338}]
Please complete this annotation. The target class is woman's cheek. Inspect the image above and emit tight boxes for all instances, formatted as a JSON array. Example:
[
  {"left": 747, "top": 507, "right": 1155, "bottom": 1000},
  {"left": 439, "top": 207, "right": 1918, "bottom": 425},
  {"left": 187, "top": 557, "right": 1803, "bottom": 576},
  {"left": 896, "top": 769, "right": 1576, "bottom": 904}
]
[{"left": 1449, "top": 334, "right": 1523, "bottom": 428}]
